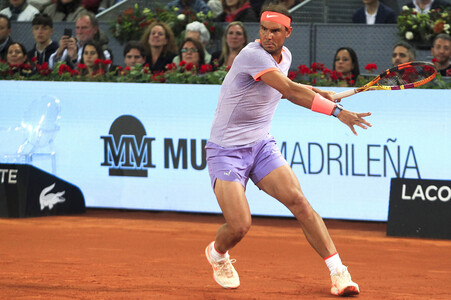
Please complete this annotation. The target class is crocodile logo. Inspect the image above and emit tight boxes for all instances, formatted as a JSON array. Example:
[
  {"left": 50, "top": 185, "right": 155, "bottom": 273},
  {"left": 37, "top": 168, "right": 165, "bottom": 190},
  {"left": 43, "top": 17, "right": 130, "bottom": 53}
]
[{"left": 39, "top": 183, "right": 66, "bottom": 210}]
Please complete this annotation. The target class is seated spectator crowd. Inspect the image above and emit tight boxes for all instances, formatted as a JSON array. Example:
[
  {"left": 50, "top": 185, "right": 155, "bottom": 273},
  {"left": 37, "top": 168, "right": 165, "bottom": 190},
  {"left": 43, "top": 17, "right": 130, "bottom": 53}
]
[{"left": 1, "top": 0, "right": 451, "bottom": 83}]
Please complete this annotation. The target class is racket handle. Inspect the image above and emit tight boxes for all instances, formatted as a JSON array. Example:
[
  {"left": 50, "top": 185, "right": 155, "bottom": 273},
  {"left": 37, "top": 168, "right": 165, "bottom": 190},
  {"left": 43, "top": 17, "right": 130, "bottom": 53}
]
[{"left": 331, "top": 89, "right": 357, "bottom": 101}]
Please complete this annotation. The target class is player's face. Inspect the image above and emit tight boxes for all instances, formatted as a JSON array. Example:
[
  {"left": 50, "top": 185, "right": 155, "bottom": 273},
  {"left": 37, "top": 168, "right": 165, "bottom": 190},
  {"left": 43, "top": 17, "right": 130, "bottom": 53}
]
[
  {"left": 392, "top": 46, "right": 411, "bottom": 66},
  {"left": 32, "top": 24, "right": 53, "bottom": 44},
  {"left": 431, "top": 38, "right": 451, "bottom": 64},
  {"left": 334, "top": 49, "right": 354, "bottom": 76},
  {"left": 259, "top": 20, "right": 292, "bottom": 55},
  {"left": 226, "top": 24, "right": 246, "bottom": 51},
  {"left": 124, "top": 48, "right": 145, "bottom": 67}
]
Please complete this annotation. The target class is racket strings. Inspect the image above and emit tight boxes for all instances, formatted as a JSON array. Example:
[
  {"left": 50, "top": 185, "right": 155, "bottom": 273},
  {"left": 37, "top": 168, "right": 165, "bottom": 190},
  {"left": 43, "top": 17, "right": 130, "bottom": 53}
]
[{"left": 378, "top": 64, "right": 436, "bottom": 87}]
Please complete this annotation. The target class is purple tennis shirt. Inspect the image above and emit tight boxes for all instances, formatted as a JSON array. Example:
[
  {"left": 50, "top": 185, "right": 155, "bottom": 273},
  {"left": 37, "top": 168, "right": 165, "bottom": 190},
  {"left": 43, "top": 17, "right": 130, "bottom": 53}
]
[{"left": 209, "top": 41, "right": 292, "bottom": 147}]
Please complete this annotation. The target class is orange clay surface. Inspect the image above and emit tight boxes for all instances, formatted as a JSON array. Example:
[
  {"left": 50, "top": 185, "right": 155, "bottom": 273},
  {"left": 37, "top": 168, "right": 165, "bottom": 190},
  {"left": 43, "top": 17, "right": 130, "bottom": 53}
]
[{"left": 0, "top": 209, "right": 450, "bottom": 299}]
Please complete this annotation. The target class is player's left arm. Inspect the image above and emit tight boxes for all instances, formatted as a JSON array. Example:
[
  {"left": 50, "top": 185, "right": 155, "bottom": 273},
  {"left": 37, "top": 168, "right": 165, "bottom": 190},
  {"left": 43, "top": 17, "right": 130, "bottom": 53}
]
[
  {"left": 260, "top": 69, "right": 328, "bottom": 108},
  {"left": 260, "top": 70, "right": 372, "bottom": 135}
]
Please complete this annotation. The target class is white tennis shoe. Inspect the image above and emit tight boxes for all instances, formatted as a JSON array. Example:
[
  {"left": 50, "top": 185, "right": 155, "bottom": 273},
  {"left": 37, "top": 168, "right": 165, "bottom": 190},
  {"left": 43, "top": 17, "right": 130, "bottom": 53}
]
[
  {"left": 330, "top": 266, "right": 360, "bottom": 296},
  {"left": 205, "top": 242, "right": 240, "bottom": 289}
]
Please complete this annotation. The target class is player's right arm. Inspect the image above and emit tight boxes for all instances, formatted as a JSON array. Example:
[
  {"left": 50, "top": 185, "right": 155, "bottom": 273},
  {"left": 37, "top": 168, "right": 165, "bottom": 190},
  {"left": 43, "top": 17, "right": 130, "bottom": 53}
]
[{"left": 260, "top": 70, "right": 372, "bottom": 135}]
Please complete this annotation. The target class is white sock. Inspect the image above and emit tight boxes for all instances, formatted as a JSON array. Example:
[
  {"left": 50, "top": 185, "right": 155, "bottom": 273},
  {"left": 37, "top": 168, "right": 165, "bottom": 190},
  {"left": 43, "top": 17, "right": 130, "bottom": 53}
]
[
  {"left": 324, "top": 252, "right": 345, "bottom": 275},
  {"left": 210, "top": 241, "right": 229, "bottom": 262}
]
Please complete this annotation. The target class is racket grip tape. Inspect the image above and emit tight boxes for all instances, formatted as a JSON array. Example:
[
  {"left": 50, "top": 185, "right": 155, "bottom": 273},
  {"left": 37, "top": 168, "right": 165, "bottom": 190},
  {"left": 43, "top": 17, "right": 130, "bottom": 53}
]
[{"left": 331, "top": 89, "right": 357, "bottom": 101}]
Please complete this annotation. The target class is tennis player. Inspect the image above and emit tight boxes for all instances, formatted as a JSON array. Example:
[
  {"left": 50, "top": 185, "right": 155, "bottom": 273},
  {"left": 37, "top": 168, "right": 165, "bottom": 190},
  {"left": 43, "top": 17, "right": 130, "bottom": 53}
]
[{"left": 205, "top": 4, "right": 371, "bottom": 297}]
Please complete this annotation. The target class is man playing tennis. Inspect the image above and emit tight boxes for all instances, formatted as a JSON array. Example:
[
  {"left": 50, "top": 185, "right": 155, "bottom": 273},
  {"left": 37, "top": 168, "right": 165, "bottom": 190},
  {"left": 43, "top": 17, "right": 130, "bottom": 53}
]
[{"left": 205, "top": 4, "right": 371, "bottom": 297}]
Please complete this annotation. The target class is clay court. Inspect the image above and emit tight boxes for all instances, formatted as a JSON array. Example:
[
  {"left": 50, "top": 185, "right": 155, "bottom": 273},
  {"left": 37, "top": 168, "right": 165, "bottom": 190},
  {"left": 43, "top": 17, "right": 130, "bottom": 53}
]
[{"left": 0, "top": 209, "right": 450, "bottom": 299}]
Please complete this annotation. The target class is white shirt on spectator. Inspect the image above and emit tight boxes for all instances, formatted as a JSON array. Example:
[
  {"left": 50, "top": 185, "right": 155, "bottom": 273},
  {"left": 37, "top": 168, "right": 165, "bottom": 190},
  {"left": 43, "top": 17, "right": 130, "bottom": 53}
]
[
  {"left": 0, "top": 4, "right": 39, "bottom": 21},
  {"left": 412, "top": 0, "right": 433, "bottom": 13},
  {"left": 49, "top": 43, "right": 111, "bottom": 69}
]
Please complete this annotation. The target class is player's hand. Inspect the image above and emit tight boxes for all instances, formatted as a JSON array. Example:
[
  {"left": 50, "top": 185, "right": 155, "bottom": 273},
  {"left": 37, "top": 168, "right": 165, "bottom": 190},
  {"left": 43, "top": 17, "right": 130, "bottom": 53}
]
[
  {"left": 312, "top": 88, "right": 338, "bottom": 102},
  {"left": 337, "top": 110, "right": 372, "bottom": 135}
]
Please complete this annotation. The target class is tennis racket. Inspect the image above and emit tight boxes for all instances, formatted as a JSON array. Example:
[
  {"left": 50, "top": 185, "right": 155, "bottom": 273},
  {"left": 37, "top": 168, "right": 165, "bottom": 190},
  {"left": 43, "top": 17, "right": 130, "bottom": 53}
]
[{"left": 332, "top": 61, "right": 437, "bottom": 101}]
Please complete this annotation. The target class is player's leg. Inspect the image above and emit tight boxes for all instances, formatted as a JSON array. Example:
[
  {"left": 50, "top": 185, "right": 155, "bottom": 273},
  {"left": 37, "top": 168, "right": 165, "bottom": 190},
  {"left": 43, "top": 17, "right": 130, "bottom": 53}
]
[
  {"left": 256, "top": 165, "right": 359, "bottom": 296},
  {"left": 213, "top": 179, "right": 252, "bottom": 253},
  {"left": 256, "top": 164, "right": 335, "bottom": 258},
  {"left": 205, "top": 179, "right": 249, "bottom": 289}
]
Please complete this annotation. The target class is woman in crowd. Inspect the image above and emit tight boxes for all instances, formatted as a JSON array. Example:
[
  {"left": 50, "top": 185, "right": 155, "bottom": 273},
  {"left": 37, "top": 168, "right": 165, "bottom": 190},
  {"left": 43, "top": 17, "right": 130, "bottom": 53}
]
[
  {"left": 179, "top": 37, "right": 205, "bottom": 68},
  {"left": 140, "top": 21, "right": 177, "bottom": 73},
  {"left": 78, "top": 39, "right": 108, "bottom": 76},
  {"left": 6, "top": 42, "right": 28, "bottom": 65},
  {"left": 211, "top": 21, "right": 248, "bottom": 68},
  {"left": 333, "top": 47, "right": 360, "bottom": 86},
  {"left": 215, "top": 0, "right": 258, "bottom": 23},
  {"left": 43, "top": 0, "right": 87, "bottom": 22}
]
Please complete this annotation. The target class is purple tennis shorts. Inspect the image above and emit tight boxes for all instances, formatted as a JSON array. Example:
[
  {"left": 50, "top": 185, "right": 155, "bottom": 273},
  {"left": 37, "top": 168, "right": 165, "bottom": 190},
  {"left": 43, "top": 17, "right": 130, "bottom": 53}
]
[{"left": 205, "top": 136, "right": 288, "bottom": 190}]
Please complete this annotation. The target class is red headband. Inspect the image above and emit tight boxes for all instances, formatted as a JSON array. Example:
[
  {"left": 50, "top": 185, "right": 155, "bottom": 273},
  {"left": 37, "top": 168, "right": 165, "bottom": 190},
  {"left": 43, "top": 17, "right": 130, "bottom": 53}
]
[{"left": 260, "top": 11, "right": 291, "bottom": 28}]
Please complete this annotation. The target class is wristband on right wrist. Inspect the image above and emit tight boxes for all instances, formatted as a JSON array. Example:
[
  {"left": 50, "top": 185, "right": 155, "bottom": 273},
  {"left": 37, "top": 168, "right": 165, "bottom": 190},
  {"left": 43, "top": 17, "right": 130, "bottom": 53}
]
[{"left": 311, "top": 93, "right": 335, "bottom": 115}]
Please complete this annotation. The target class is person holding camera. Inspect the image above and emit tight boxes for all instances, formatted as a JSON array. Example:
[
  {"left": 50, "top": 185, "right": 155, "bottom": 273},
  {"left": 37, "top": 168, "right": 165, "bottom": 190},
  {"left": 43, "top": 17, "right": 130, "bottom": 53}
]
[{"left": 49, "top": 11, "right": 110, "bottom": 69}]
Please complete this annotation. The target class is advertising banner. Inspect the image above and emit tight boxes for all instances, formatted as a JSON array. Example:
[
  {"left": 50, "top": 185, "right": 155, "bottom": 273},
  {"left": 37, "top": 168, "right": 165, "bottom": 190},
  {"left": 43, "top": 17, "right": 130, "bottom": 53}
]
[{"left": 0, "top": 81, "right": 449, "bottom": 221}]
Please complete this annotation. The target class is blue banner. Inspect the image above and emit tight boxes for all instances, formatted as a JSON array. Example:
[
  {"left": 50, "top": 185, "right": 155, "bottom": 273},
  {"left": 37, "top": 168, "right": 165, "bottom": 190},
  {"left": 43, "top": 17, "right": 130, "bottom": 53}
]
[{"left": 0, "top": 81, "right": 449, "bottom": 221}]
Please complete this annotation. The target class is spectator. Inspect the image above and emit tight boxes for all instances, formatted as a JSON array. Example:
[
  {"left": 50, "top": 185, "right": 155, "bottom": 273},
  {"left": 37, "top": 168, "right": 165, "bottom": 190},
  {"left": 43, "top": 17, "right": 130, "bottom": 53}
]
[
  {"left": 179, "top": 37, "right": 205, "bottom": 68},
  {"left": 78, "top": 39, "right": 108, "bottom": 75},
  {"left": 404, "top": 0, "right": 451, "bottom": 14},
  {"left": 43, "top": 0, "right": 87, "bottom": 22},
  {"left": 140, "top": 21, "right": 177, "bottom": 73},
  {"left": 28, "top": 13, "right": 58, "bottom": 65},
  {"left": 0, "top": 13, "right": 12, "bottom": 61},
  {"left": 49, "top": 11, "right": 110, "bottom": 68},
  {"left": 28, "top": 0, "right": 52, "bottom": 11},
  {"left": 352, "top": 0, "right": 396, "bottom": 24},
  {"left": 333, "top": 47, "right": 360, "bottom": 86},
  {"left": 123, "top": 40, "right": 146, "bottom": 67},
  {"left": 431, "top": 33, "right": 451, "bottom": 76},
  {"left": 392, "top": 41, "right": 415, "bottom": 66},
  {"left": 6, "top": 41, "right": 27, "bottom": 65},
  {"left": 0, "top": 0, "right": 39, "bottom": 21},
  {"left": 215, "top": 0, "right": 258, "bottom": 23},
  {"left": 173, "top": 21, "right": 212, "bottom": 64},
  {"left": 168, "top": 0, "right": 211, "bottom": 14},
  {"left": 211, "top": 21, "right": 248, "bottom": 68},
  {"left": 207, "top": 0, "right": 223, "bottom": 17}
]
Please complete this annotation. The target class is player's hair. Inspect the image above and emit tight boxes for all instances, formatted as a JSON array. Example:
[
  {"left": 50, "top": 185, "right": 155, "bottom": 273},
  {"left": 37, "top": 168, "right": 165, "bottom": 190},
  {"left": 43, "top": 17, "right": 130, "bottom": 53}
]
[
  {"left": 32, "top": 13, "right": 53, "bottom": 28},
  {"left": 392, "top": 41, "right": 416, "bottom": 60},
  {"left": 432, "top": 33, "right": 451, "bottom": 46},
  {"left": 260, "top": 3, "right": 292, "bottom": 23}
]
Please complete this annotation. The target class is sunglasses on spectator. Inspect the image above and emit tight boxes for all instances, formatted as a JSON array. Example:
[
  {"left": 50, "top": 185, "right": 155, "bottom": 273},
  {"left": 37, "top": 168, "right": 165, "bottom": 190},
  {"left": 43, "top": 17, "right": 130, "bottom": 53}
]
[{"left": 181, "top": 48, "right": 198, "bottom": 53}]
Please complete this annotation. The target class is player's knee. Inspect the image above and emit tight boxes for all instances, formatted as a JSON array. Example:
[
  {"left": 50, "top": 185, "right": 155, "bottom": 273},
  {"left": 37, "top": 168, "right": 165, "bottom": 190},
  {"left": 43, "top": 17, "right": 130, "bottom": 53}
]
[
  {"left": 285, "top": 190, "right": 313, "bottom": 218},
  {"left": 230, "top": 220, "right": 251, "bottom": 240}
]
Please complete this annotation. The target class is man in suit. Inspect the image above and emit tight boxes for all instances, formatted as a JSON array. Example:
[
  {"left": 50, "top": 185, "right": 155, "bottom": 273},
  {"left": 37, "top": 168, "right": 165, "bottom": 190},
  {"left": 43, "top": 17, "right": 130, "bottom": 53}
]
[
  {"left": 405, "top": 0, "right": 451, "bottom": 13},
  {"left": 353, "top": 0, "right": 397, "bottom": 24},
  {"left": 0, "top": 13, "right": 12, "bottom": 61}
]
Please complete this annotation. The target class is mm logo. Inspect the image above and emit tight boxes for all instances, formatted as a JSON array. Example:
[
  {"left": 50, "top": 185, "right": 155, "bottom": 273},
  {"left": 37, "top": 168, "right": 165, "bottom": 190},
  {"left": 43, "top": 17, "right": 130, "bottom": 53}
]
[{"left": 101, "top": 115, "right": 155, "bottom": 177}]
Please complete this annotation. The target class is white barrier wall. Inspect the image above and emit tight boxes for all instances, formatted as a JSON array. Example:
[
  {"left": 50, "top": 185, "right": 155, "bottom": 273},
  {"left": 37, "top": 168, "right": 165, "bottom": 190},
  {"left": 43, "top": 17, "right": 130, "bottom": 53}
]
[{"left": 1, "top": 81, "right": 450, "bottom": 221}]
